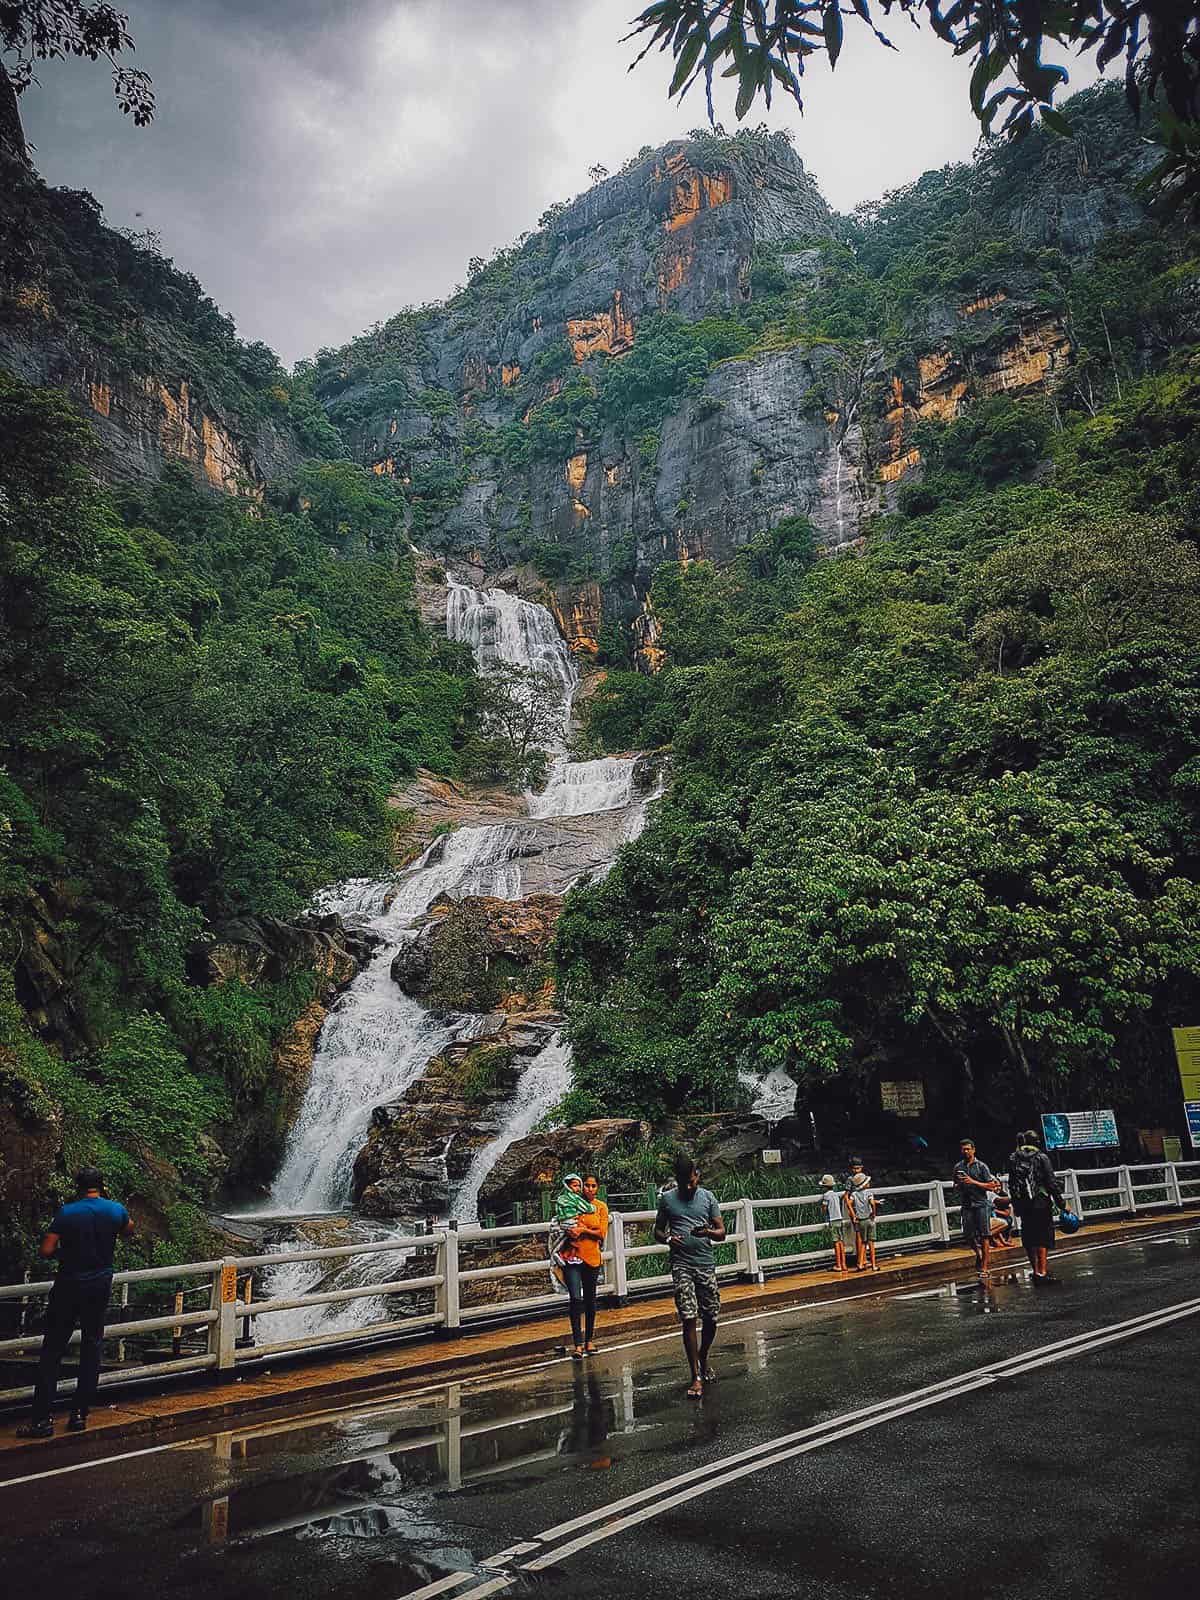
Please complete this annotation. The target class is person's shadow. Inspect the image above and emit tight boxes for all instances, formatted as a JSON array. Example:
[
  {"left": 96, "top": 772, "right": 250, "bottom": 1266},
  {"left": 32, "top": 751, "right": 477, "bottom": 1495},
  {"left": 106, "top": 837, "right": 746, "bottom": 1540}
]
[{"left": 559, "top": 1369, "right": 613, "bottom": 1469}]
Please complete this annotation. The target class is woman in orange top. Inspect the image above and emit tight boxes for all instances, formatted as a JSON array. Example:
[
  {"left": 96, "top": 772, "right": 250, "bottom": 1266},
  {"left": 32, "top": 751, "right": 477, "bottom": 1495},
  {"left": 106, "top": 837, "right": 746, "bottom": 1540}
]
[{"left": 563, "top": 1173, "right": 608, "bottom": 1357}]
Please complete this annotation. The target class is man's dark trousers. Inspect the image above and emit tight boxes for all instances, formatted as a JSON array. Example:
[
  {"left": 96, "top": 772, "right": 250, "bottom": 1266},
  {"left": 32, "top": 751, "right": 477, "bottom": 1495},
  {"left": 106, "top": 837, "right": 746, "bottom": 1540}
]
[{"left": 31, "top": 1274, "right": 112, "bottom": 1421}]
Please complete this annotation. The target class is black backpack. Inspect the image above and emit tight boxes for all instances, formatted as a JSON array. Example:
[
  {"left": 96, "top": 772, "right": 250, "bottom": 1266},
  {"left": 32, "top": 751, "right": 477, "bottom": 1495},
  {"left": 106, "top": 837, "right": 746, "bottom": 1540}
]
[{"left": 1008, "top": 1151, "right": 1040, "bottom": 1206}]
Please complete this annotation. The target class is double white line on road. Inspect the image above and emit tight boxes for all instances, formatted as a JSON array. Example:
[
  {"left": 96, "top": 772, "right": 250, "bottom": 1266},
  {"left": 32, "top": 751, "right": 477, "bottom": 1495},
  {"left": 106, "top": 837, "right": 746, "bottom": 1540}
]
[{"left": 406, "top": 1290, "right": 1200, "bottom": 1600}]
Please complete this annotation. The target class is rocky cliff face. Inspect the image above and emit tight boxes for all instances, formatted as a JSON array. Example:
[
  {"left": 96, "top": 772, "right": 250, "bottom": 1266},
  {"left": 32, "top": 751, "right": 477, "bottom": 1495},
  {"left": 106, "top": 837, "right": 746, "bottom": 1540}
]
[
  {"left": 315, "top": 101, "right": 1170, "bottom": 649},
  {"left": 0, "top": 109, "right": 302, "bottom": 495},
  {"left": 0, "top": 322, "right": 300, "bottom": 493},
  {"left": 318, "top": 131, "right": 841, "bottom": 613}
]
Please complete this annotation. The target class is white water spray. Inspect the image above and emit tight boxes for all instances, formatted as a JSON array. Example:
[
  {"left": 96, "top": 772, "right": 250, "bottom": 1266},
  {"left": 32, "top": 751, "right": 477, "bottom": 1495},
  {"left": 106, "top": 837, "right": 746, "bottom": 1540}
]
[
  {"left": 258, "top": 573, "right": 661, "bottom": 1333},
  {"left": 452, "top": 1032, "right": 573, "bottom": 1223}
]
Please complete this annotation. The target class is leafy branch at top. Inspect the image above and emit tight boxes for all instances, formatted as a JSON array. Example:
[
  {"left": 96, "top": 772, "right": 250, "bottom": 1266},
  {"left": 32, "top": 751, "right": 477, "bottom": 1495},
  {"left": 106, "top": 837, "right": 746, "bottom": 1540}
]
[
  {"left": 1, "top": 2, "right": 154, "bottom": 122},
  {"left": 626, "top": 2, "right": 1200, "bottom": 142}
]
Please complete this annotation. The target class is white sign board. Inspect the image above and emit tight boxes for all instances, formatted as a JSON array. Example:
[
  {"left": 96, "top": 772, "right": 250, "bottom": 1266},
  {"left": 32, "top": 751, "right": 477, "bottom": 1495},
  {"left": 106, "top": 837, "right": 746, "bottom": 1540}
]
[{"left": 761, "top": 1148, "right": 782, "bottom": 1165}]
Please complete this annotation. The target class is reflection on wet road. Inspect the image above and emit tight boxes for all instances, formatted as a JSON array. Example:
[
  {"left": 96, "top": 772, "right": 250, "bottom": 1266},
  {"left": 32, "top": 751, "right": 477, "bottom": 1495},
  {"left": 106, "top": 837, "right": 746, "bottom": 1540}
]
[{"left": 1, "top": 1228, "right": 1197, "bottom": 1599}]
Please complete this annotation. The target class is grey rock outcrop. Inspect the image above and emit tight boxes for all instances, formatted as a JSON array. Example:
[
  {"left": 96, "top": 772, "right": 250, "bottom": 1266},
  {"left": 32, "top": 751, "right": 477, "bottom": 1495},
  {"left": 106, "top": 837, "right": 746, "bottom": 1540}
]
[
  {"left": 476, "top": 1118, "right": 649, "bottom": 1217},
  {"left": 352, "top": 1013, "right": 562, "bottom": 1216},
  {"left": 318, "top": 131, "right": 838, "bottom": 623}
]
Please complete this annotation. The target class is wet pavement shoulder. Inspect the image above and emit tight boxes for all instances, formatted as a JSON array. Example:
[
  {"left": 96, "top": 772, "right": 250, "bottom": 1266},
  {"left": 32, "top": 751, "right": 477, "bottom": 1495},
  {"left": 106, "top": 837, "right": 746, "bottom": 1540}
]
[{"left": 1, "top": 1208, "right": 1193, "bottom": 1465}]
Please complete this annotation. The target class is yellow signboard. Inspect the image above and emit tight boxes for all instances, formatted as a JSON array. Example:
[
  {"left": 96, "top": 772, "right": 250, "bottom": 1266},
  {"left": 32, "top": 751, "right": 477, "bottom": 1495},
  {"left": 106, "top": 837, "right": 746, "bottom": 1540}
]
[
  {"left": 220, "top": 1263, "right": 238, "bottom": 1304},
  {"left": 1172, "top": 1027, "right": 1200, "bottom": 1100}
]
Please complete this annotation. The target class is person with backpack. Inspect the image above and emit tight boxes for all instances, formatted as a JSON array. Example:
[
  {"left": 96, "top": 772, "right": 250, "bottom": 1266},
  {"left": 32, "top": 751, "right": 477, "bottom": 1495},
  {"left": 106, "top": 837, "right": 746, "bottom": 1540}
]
[{"left": 1007, "top": 1129, "right": 1067, "bottom": 1285}]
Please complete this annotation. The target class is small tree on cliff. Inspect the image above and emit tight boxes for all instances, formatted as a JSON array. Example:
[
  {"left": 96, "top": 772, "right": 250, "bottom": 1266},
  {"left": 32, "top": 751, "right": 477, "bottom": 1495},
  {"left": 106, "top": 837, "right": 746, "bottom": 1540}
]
[{"left": 462, "top": 663, "right": 565, "bottom": 791}]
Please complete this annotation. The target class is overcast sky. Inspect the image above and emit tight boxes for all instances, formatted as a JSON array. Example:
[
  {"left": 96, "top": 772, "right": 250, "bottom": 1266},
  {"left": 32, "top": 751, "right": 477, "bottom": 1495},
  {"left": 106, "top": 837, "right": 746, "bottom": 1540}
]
[{"left": 16, "top": 0, "right": 1101, "bottom": 365}]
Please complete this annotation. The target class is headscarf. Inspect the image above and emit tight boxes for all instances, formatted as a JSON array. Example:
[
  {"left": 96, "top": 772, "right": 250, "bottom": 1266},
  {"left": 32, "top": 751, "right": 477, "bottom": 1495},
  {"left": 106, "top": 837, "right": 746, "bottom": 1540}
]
[{"left": 554, "top": 1174, "right": 592, "bottom": 1222}]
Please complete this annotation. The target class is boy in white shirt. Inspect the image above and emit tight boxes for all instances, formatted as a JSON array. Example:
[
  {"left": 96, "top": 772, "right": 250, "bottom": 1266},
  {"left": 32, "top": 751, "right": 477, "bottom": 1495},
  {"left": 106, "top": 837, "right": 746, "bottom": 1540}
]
[{"left": 819, "top": 1174, "right": 850, "bottom": 1272}]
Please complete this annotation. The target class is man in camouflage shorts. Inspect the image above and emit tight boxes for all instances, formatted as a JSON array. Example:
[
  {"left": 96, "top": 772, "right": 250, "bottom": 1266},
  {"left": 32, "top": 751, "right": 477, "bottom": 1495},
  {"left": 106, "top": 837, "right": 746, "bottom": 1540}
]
[{"left": 655, "top": 1153, "right": 726, "bottom": 1397}]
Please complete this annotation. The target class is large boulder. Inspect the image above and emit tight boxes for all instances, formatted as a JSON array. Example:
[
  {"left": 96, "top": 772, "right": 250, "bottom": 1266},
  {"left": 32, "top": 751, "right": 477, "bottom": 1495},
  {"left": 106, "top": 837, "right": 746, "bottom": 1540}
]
[
  {"left": 352, "top": 1013, "right": 563, "bottom": 1217},
  {"left": 477, "top": 1117, "right": 649, "bottom": 1217},
  {"left": 198, "top": 912, "right": 374, "bottom": 993},
  {"left": 390, "top": 893, "right": 561, "bottom": 1011}
]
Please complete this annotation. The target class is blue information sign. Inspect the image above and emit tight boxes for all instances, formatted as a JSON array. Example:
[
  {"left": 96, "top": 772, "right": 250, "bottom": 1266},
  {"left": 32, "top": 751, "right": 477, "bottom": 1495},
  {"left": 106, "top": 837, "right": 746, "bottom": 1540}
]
[
  {"left": 1185, "top": 1102, "right": 1200, "bottom": 1149},
  {"left": 1041, "top": 1110, "right": 1119, "bottom": 1151}
]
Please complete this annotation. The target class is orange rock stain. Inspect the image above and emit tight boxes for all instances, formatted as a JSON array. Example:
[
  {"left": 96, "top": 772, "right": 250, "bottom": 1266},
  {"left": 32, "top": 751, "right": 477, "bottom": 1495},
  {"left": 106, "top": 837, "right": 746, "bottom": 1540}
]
[
  {"left": 664, "top": 170, "right": 733, "bottom": 231},
  {"left": 567, "top": 290, "right": 636, "bottom": 363}
]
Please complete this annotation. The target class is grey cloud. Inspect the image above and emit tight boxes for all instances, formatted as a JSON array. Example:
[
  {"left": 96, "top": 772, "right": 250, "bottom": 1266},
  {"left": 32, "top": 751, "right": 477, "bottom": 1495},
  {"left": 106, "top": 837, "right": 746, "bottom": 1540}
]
[{"left": 14, "top": 1, "right": 1105, "bottom": 365}]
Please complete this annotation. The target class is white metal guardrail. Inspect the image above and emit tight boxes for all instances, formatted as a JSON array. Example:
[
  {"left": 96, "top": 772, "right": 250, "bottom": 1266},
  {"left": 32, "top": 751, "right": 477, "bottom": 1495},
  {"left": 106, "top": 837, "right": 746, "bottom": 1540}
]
[{"left": 1, "top": 1161, "right": 1197, "bottom": 1406}]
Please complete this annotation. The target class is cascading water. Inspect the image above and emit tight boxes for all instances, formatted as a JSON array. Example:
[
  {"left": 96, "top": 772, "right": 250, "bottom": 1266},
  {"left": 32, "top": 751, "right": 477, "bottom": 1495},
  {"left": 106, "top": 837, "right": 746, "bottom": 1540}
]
[
  {"left": 451, "top": 1032, "right": 573, "bottom": 1223},
  {"left": 256, "top": 573, "right": 659, "bottom": 1336},
  {"left": 270, "top": 825, "right": 528, "bottom": 1216},
  {"left": 738, "top": 1066, "right": 799, "bottom": 1129},
  {"left": 447, "top": 582, "right": 577, "bottom": 709}
]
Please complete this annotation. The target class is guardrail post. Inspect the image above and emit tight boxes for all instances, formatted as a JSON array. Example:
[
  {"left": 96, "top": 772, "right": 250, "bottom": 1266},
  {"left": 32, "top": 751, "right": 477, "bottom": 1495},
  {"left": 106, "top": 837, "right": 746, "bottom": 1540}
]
[
  {"left": 438, "top": 1224, "right": 460, "bottom": 1332},
  {"left": 439, "top": 1382, "right": 463, "bottom": 1491},
  {"left": 1167, "top": 1163, "right": 1183, "bottom": 1208},
  {"left": 932, "top": 1182, "right": 952, "bottom": 1245},
  {"left": 1063, "top": 1169, "right": 1083, "bottom": 1217},
  {"left": 210, "top": 1259, "right": 239, "bottom": 1373},
  {"left": 739, "top": 1198, "right": 763, "bottom": 1284},
  {"left": 115, "top": 1279, "right": 129, "bottom": 1363},
  {"left": 607, "top": 1208, "right": 629, "bottom": 1303},
  {"left": 1119, "top": 1165, "right": 1137, "bottom": 1214},
  {"left": 236, "top": 1273, "right": 256, "bottom": 1348}
]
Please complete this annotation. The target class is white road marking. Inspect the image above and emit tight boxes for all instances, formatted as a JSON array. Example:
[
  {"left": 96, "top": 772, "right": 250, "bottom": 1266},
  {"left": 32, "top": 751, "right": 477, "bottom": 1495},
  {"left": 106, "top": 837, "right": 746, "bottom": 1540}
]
[
  {"left": 3, "top": 1223, "right": 1192, "bottom": 1494},
  {"left": 534, "top": 1290, "right": 1200, "bottom": 1545},
  {"left": 445, "top": 1291, "right": 1200, "bottom": 1594},
  {"left": 0, "top": 1437, "right": 203, "bottom": 1489}
]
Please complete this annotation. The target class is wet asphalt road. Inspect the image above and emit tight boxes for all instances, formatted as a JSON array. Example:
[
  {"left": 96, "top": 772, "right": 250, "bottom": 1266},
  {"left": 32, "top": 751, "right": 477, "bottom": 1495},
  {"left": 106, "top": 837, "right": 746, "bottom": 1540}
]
[{"left": 1, "top": 1224, "right": 1197, "bottom": 1600}]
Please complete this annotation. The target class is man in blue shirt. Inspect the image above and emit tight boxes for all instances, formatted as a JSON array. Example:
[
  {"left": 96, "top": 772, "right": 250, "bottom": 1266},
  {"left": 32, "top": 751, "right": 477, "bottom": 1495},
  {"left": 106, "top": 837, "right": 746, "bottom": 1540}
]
[
  {"left": 18, "top": 1167, "right": 134, "bottom": 1439},
  {"left": 654, "top": 1153, "right": 726, "bottom": 1398}
]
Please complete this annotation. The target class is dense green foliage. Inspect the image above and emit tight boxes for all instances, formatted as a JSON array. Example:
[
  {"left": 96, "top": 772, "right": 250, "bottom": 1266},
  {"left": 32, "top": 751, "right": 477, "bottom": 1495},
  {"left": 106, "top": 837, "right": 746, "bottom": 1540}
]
[
  {"left": 557, "top": 360, "right": 1200, "bottom": 1140},
  {"left": 0, "top": 374, "right": 475, "bottom": 1254}
]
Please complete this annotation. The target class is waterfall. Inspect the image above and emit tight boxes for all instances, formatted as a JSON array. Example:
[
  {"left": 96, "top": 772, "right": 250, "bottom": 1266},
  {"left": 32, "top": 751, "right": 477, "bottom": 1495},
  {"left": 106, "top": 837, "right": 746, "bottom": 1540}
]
[
  {"left": 447, "top": 582, "right": 577, "bottom": 709},
  {"left": 270, "top": 824, "right": 527, "bottom": 1216},
  {"left": 254, "top": 572, "right": 661, "bottom": 1334},
  {"left": 527, "top": 754, "right": 637, "bottom": 819},
  {"left": 451, "top": 1032, "right": 573, "bottom": 1222},
  {"left": 738, "top": 1066, "right": 799, "bottom": 1130}
]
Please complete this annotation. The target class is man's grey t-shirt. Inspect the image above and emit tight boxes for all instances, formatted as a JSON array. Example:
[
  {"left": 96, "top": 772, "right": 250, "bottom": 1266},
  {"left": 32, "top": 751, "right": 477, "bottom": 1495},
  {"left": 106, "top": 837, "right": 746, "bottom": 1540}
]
[
  {"left": 954, "top": 1158, "right": 994, "bottom": 1210},
  {"left": 655, "top": 1185, "right": 721, "bottom": 1270}
]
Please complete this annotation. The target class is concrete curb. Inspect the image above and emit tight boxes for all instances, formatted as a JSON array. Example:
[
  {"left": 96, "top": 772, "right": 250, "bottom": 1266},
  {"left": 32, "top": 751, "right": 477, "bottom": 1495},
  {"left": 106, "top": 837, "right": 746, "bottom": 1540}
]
[{"left": 1, "top": 1207, "right": 1194, "bottom": 1465}]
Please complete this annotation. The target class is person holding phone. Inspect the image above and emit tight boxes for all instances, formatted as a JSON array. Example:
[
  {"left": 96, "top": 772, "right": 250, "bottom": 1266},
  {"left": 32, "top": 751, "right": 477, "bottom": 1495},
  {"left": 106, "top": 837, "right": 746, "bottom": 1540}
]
[{"left": 654, "top": 1153, "right": 726, "bottom": 1398}]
